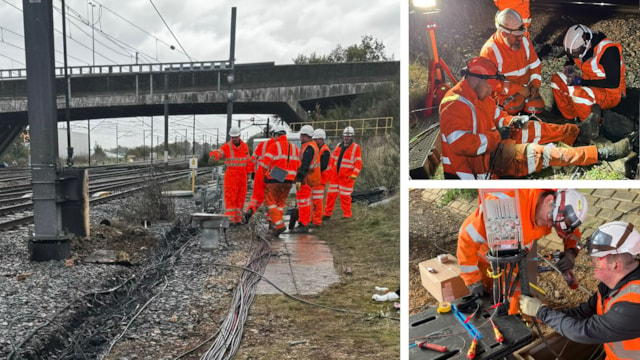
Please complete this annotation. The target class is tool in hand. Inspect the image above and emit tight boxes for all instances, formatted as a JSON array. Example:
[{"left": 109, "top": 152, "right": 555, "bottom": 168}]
[
  {"left": 415, "top": 340, "right": 447, "bottom": 352},
  {"left": 467, "top": 333, "right": 478, "bottom": 359}
]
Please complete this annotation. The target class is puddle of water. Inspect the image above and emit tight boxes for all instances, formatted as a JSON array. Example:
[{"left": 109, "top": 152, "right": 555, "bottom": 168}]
[{"left": 256, "top": 232, "right": 340, "bottom": 295}]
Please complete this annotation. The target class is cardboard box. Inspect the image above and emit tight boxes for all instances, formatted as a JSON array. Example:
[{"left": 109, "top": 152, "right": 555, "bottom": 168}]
[{"left": 419, "top": 255, "right": 469, "bottom": 302}]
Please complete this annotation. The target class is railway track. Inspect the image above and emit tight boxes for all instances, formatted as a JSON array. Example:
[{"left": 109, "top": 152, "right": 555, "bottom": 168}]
[{"left": 0, "top": 165, "right": 215, "bottom": 231}]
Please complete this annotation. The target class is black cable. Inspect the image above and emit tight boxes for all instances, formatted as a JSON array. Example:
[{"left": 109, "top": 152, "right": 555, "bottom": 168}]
[{"left": 148, "top": 0, "right": 194, "bottom": 62}]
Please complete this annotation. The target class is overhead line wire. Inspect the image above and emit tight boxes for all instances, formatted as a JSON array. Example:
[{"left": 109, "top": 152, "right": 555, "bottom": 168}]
[{"left": 148, "top": 0, "right": 194, "bottom": 62}]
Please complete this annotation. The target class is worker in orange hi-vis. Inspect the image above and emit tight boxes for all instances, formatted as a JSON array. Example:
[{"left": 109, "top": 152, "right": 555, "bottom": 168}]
[
  {"left": 262, "top": 126, "right": 300, "bottom": 237},
  {"left": 242, "top": 126, "right": 278, "bottom": 224},
  {"left": 323, "top": 126, "right": 361, "bottom": 220},
  {"left": 481, "top": 9, "right": 588, "bottom": 145},
  {"left": 311, "top": 128, "right": 331, "bottom": 227},
  {"left": 290, "top": 125, "right": 321, "bottom": 234},
  {"left": 209, "top": 126, "right": 251, "bottom": 225},
  {"left": 551, "top": 24, "right": 626, "bottom": 125},
  {"left": 458, "top": 189, "right": 587, "bottom": 315},
  {"left": 493, "top": 0, "right": 530, "bottom": 29}
]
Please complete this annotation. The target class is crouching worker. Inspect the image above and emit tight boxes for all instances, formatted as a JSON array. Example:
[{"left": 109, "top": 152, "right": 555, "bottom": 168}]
[{"left": 520, "top": 221, "right": 640, "bottom": 359}]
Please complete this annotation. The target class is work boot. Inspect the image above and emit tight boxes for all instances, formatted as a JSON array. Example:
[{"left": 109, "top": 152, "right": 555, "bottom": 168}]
[
  {"left": 576, "top": 104, "right": 601, "bottom": 143},
  {"left": 271, "top": 226, "right": 286, "bottom": 238},
  {"left": 290, "top": 224, "right": 309, "bottom": 233},
  {"left": 322, "top": 215, "right": 331, "bottom": 221},
  {"left": 597, "top": 137, "right": 632, "bottom": 162},
  {"left": 242, "top": 208, "right": 254, "bottom": 224}
]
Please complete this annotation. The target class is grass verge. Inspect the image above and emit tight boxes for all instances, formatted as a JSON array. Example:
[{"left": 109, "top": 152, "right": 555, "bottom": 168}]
[{"left": 236, "top": 197, "right": 400, "bottom": 359}]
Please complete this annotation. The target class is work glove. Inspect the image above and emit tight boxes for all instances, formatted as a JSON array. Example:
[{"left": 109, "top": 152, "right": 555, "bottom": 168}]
[
  {"left": 468, "top": 281, "right": 488, "bottom": 297},
  {"left": 497, "top": 127, "right": 512, "bottom": 140},
  {"left": 556, "top": 248, "right": 578, "bottom": 273},
  {"left": 242, "top": 208, "right": 254, "bottom": 224},
  {"left": 295, "top": 182, "right": 301, "bottom": 191},
  {"left": 563, "top": 65, "right": 576, "bottom": 76},
  {"left": 570, "top": 76, "right": 583, "bottom": 86},
  {"left": 511, "top": 115, "right": 530, "bottom": 129},
  {"left": 519, "top": 295, "right": 545, "bottom": 317},
  {"left": 349, "top": 174, "right": 357, "bottom": 180}
]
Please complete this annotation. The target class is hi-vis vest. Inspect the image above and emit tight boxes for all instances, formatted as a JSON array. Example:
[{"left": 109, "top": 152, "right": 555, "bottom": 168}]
[
  {"left": 597, "top": 280, "right": 640, "bottom": 359},
  {"left": 264, "top": 135, "right": 300, "bottom": 182},
  {"left": 301, "top": 140, "right": 321, "bottom": 186},
  {"left": 575, "top": 39, "right": 626, "bottom": 97},
  {"left": 319, "top": 143, "right": 331, "bottom": 185}
]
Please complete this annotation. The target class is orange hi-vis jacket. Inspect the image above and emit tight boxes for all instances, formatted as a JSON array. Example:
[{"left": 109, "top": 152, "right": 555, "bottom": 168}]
[
  {"left": 318, "top": 143, "right": 331, "bottom": 185},
  {"left": 457, "top": 189, "right": 581, "bottom": 287},
  {"left": 481, "top": 32, "right": 541, "bottom": 104},
  {"left": 249, "top": 138, "right": 275, "bottom": 173},
  {"left": 263, "top": 135, "right": 300, "bottom": 182},
  {"left": 329, "top": 142, "right": 362, "bottom": 180},
  {"left": 494, "top": 0, "right": 530, "bottom": 27},
  {"left": 439, "top": 79, "right": 503, "bottom": 179},
  {"left": 209, "top": 140, "right": 250, "bottom": 173},
  {"left": 575, "top": 38, "right": 626, "bottom": 99},
  {"left": 299, "top": 140, "right": 321, "bottom": 186},
  {"left": 597, "top": 280, "right": 640, "bottom": 359}
]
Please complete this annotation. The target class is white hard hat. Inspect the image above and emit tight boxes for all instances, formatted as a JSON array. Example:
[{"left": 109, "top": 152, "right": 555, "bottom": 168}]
[
  {"left": 563, "top": 24, "right": 592, "bottom": 59},
  {"left": 229, "top": 126, "right": 241, "bottom": 137},
  {"left": 587, "top": 222, "right": 640, "bottom": 258},
  {"left": 300, "top": 125, "right": 314, "bottom": 137},
  {"left": 312, "top": 128, "right": 326, "bottom": 140},
  {"left": 550, "top": 189, "right": 588, "bottom": 232},
  {"left": 271, "top": 124, "right": 286, "bottom": 135},
  {"left": 343, "top": 126, "right": 355, "bottom": 136},
  {"left": 495, "top": 8, "right": 525, "bottom": 36}
]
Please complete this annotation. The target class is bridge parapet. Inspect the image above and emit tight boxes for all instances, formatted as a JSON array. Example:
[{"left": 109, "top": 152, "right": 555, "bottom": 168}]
[{"left": 290, "top": 117, "right": 395, "bottom": 137}]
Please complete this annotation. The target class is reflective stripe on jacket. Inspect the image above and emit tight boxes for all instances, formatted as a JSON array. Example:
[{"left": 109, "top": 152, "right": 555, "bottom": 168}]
[
  {"left": 249, "top": 138, "right": 275, "bottom": 172},
  {"left": 319, "top": 143, "right": 331, "bottom": 185},
  {"left": 597, "top": 280, "right": 640, "bottom": 359},
  {"left": 457, "top": 189, "right": 581, "bottom": 285},
  {"left": 575, "top": 38, "right": 626, "bottom": 97},
  {"left": 329, "top": 142, "right": 362, "bottom": 179},
  {"left": 263, "top": 135, "right": 300, "bottom": 182},
  {"left": 300, "top": 140, "right": 321, "bottom": 186},
  {"left": 210, "top": 140, "right": 250, "bottom": 172},
  {"left": 481, "top": 32, "right": 541, "bottom": 101},
  {"left": 439, "top": 79, "right": 503, "bottom": 179}
]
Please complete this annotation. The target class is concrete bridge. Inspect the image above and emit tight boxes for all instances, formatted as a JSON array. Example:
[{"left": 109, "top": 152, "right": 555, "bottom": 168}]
[{"left": 0, "top": 61, "right": 398, "bottom": 153}]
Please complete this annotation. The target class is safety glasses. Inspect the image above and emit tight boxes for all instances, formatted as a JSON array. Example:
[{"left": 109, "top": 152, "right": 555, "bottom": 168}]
[
  {"left": 499, "top": 24, "right": 526, "bottom": 36},
  {"left": 586, "top": 223, "right": 635, "bottom": 255}
]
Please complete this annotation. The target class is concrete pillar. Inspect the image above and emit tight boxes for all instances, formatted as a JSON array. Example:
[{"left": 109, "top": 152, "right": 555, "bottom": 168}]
[{"left": 23, "top": 0, "right": 70, "bottom": 260}]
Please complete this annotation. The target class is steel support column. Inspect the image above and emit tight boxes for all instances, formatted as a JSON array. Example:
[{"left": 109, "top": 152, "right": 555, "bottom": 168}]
[{"left": 23, "top": 0, "right": 70, "bottom": 260}]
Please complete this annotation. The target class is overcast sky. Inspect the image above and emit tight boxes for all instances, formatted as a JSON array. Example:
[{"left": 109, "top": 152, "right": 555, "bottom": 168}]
[{"left": 0, "top": 0, "right": 400, "bottom": 150}]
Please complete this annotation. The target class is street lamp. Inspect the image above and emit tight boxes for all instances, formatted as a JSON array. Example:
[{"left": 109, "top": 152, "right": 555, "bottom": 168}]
[{"left": 412, "top": 0, "right": 457, "bottom": 117}]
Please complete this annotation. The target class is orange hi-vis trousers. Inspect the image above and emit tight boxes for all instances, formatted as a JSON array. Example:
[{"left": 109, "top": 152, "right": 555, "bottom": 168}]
[
  {"left": 511, "top": 121, "right": 579, "bottom": 146},
  {"left": 493, "top": 141, "right": 598, "bottom": 177},
  {"left": 311, "top": 184, "right": 327, "bottom": 225},
  {"left": 265, "top": 183, "right": 292, "bottom": 230},
  {"left": 224, "top": 169, "right": 247, "bottom": 224},
  {"left": 296, "top": 184, "right": 313, "bottom": 226},
  {"left": 551, "top": 72, "right": 622, "bottom": 121},
  {"left": 324, "top": 177, "right": 355, "bottom": 219}
]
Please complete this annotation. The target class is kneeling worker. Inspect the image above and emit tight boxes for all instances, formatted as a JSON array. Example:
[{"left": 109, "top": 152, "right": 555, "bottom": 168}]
[{"left": 520, "top": 221, "right": 640, "bottom": 359}]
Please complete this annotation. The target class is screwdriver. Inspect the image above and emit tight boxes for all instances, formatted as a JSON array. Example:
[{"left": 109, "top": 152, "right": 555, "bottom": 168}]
[
  {"left": 415, "top": 340, "right": 447, "bottom": 352},
  {"left": 490, "top": 318, "right": 504, "bottom": 343},
  {"left": 467, "top": 333, "right": 478, "bottom": 359}
]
